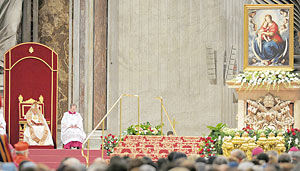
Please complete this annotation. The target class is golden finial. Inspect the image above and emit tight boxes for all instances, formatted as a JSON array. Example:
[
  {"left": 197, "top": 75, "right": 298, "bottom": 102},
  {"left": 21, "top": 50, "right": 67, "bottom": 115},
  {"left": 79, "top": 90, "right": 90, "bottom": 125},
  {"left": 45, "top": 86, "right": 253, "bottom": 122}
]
[
  {"left": 29, "top": 47, "right": 34, "bottom": 53},
  {"left": 39, "top": 95, "right": 44, "bottom": 103},
  {"left": 18, "top": 95, "right": 23, "bottom": 103}
]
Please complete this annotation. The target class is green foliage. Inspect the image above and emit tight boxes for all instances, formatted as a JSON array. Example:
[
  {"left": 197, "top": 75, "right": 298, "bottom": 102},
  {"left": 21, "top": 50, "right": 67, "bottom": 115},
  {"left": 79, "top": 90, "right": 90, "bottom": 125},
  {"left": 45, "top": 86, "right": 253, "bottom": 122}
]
[{"left": 207, "top": 123, "right": 227, "bottom": 154}]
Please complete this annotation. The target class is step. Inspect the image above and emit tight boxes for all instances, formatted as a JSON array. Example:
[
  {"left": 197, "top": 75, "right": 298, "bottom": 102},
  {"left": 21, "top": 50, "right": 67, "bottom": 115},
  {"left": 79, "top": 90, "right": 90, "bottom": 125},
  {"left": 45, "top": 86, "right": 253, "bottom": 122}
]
[
  {"left": 27, "top": 149, "right": 109, "bottom": 169},
  {"left": 29, "top": 149, "right": 104, "bottom": 155}
]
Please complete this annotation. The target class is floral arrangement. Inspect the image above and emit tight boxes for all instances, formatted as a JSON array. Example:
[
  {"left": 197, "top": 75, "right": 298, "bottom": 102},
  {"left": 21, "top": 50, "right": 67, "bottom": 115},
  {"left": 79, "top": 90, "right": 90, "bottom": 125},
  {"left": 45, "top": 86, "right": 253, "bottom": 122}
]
[
  {"left": 231, "top": 70, "right": 300, "bottom": 90},
  {"left": 198, "top": 137, "right": 217, "bottom": 158},
  {"left": 125, "top": 122, "right": 162, "bottom": 136},
  {"left": 223, "top": 126, "right": 282, "bottom": 140},
  {"left": 207, "top": 123, "right": 227, "bottom": 154},
  {"left": 284, "top": 128, "right": 300, "bottom": 150},
  {"left": 101, "top": 134, "right": 119, "bottom": 156}
]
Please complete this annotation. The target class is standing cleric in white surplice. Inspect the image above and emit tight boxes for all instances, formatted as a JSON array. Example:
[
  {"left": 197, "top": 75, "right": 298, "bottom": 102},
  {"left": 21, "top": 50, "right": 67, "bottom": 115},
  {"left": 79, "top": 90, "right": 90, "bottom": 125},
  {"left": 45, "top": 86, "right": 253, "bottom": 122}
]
[{"left": 61, "top": 104, "right": 86, "bottom": 149}]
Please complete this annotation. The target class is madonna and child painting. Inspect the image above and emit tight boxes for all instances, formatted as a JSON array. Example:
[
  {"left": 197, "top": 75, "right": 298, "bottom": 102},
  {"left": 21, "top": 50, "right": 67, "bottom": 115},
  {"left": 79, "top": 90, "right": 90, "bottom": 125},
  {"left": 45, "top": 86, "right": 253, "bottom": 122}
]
[{"left": 244, "top": 5, "right": 294, "bottom": 70}]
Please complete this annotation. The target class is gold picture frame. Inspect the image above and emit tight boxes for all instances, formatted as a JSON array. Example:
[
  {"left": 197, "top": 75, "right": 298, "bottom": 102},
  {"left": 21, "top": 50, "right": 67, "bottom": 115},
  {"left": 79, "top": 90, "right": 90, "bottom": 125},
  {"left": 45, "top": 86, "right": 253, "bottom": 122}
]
[{"left": 244, "top": 4, "right": 294, "bottom": 71}]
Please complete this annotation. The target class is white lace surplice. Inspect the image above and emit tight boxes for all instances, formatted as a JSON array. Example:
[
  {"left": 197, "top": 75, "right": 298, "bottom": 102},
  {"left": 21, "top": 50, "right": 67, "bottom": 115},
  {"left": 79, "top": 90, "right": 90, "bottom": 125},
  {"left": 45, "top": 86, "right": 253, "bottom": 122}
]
[
  {"left": 61, "top": 112, "right": 86, "bottom": 145},
  {"left": 0, "top": 108, "right": 6, "bottom": 135},
  {"left": 24, "top": 112, "right": 54, "bottom": 146}
]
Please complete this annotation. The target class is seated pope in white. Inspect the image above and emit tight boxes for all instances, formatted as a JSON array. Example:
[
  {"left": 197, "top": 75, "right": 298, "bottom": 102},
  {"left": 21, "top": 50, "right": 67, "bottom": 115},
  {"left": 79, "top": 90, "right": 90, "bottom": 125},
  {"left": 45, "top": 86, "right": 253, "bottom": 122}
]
[
  {"left": 61, "top": 104, "right": 86, "bottom": 149},
  {"left": 24, "top": 102, "right": 53, "bottom": 145}
]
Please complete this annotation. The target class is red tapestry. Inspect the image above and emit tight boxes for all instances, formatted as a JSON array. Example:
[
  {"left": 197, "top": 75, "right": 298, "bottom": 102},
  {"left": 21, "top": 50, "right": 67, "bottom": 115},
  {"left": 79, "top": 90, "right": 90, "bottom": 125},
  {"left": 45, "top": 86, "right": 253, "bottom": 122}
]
[{"left": 4, "top": 42, "right": 58, "bottom": 147}]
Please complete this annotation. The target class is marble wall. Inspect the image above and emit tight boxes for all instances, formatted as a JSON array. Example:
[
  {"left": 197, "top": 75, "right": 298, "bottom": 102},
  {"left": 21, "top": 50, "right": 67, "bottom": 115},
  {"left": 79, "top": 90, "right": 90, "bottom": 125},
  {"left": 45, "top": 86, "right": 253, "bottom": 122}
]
[
  {"left": 107, "top": 0, "right": 252, "bottom": 136},
  {"left": 38, "top": 0, "right": 69, "bottom": 121},
  {"left": 93, "top": 0, "right": 107, "bottom": 128}
]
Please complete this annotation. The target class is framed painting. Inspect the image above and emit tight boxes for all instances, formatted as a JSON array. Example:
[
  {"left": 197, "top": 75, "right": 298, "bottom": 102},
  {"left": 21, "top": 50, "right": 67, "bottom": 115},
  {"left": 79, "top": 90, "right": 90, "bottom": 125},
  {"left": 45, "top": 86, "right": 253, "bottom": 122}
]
[{"left": 244, "top": 4, "right": 294, "bottom": 71}]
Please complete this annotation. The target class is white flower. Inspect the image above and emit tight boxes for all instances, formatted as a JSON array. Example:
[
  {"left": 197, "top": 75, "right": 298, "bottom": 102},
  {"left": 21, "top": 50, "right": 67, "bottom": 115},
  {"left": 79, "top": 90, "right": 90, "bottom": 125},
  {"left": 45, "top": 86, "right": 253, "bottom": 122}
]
[
  {"left": 257, "top": 78, "right": 262, "bottom": 83},
  {"left": 152, "top": 128, "right": 158, "bottom": 134}
]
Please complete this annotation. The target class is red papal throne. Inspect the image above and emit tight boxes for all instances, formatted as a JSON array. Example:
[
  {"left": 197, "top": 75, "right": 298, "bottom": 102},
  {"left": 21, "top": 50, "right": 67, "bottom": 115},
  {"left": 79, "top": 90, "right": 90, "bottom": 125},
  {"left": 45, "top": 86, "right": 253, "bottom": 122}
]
[{"left": 3, "top": 42, "right": 58, "bottom": 148}]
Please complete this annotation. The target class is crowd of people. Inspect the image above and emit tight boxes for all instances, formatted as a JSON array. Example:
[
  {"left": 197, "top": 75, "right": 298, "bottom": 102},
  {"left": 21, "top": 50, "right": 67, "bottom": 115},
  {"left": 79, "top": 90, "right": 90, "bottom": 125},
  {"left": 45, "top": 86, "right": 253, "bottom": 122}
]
[{"left": 3, "top": 144, "right": 300, "bottom": 171}]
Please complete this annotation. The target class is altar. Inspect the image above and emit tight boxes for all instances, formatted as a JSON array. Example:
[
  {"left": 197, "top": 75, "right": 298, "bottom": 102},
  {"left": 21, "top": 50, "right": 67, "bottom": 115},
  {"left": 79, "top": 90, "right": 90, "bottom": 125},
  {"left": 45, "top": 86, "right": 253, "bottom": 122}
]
[{"left": 227, "top": 81, "right": 300, "bottom": 129}]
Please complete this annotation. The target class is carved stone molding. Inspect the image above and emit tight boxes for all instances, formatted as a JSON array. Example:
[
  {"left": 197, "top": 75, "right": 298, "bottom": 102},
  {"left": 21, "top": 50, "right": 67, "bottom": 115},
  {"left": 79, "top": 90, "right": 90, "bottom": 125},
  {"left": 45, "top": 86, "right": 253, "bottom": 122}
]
[{"left": 245, "top": 93, "right": 294, "bottom": 129}]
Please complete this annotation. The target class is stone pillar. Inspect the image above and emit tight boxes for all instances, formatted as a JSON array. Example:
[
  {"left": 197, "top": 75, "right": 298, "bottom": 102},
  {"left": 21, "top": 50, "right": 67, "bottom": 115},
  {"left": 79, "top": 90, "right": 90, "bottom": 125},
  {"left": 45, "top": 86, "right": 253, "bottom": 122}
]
[
  {"left": 237, "top": 100, "right": 245, "bottom": 129},
  {"left": 85, "top": 0, "right": 95, "bottom": 133},
  {"left": 294, "top": 100, "right": 300, "bottom": 128},
  {"left": 107, "top": 0, "right": 119, "bottom": 135},
  {"left": 39, "top": 0, "right": 69, "bottom": 121},
  {"left": 72, "top": 0, "right": 80, "bottom": 106},
  {"left": 93, "top": 0, "right": 108, "bottom": 129},
  {"left": 68, "top": 0, "right": 95, "bottom": 134}
]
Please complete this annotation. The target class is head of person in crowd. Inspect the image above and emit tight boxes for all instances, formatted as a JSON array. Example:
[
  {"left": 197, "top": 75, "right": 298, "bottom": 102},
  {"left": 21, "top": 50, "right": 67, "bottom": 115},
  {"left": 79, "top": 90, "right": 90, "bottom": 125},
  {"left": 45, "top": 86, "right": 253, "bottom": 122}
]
[
  {"left": 87, "top": 157, "right": 108, "bottom": 171},
  {"left": 278, "top": 153, "right": 292, "bottom": 163},
  {"left": 288, "top": 147, "right": 300, "bottom": 164},
  {"left": 57, "top": 157, "right": 85, "bottom": 171},
  {"left": 227, "top": 157, "right": 239, "bottom": 169},
  {"left": 213, "top": 156, "right": 228, "bottom": 166},
  {"left": 167, "top": 131, "right": 174, "bottom": 136},
  {"left": 177, "top": 159, "right": 196, "bottom": 171},
  {"left": 172, "top": 152, "right": 187, "bottom": 162},
  {"left": 139, "top": 164, "right": 156, "bottom": 171},
  {"left": 252, "top": 147, "right": 264, "bottom": 159},
  {"left": 168, "top": 152, "right": 177, "bottom": 162},
  {"left": 257, "top": 153, "right": 269, "bottom": 166},
  {"left": 290, "top": 151, "right": 300, "bottom": 165},
  {"left": 207, "top": 156, "right": 217, "bottom": 165},
  {"left": 157, "top": 158, "right": 168, "bottom": 170},
  {"left": 19, "top": 161, "right": 37, "bottom": 171},
  {"left": 237, "top": 161, "right": 255, "bottom": 171},
  {"left": 195, "top": 157, "right": 206, "bottom": 164},
  {"left": 230, "top": 149, "right": 246, "bottom": 163},
  {"left": 106, "top": 162, "right": 127, "bottom": 171},
  {"left": 14, "top": 141, "right": 29, "bottom": 158},
  {"left": 187, "top": 154, "right": 199, "bottom": 162},
  {"left": 266, "top": 150, "right": 278, "bottom": 164},
  {"left": 129, "top": 158, "right": 144, "bottom": 171}
]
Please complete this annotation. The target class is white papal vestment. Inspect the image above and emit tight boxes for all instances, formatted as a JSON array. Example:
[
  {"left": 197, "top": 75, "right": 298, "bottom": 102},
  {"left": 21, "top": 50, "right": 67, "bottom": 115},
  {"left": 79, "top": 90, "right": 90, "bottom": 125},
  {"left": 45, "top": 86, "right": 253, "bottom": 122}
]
[{"left": 24, "top": 108, "right": 53, "bottom": 146}]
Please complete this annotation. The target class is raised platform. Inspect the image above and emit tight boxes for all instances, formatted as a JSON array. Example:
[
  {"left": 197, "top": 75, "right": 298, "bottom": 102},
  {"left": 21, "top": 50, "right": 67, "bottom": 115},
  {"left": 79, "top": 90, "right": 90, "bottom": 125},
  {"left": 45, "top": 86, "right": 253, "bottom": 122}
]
[
  {"left": 28, "top": 149, "right": 109, "bottom": 169},
  {"left": 112, "top": 135, "right": 202, "bottom": 161}
]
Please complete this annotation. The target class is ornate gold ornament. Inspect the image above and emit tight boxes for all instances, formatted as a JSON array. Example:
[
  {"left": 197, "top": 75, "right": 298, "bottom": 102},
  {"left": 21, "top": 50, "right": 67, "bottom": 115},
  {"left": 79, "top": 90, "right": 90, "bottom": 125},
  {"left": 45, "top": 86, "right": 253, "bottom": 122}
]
[
  {"left": 245, "top": 93, "right": 294, "bottom": 129},
  {"left": 29, "top": 46, "right": 34, "bottom": 53},
  {"left": 222, "top": 132, "right": 286, "bottom": 159}
]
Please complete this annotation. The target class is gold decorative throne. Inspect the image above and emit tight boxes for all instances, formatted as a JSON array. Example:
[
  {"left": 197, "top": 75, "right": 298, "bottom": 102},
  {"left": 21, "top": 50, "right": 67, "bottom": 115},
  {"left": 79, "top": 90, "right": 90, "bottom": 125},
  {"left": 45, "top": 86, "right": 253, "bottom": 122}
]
[{"left": 18, "top": 95, "right": 50, "bottom": 141}]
